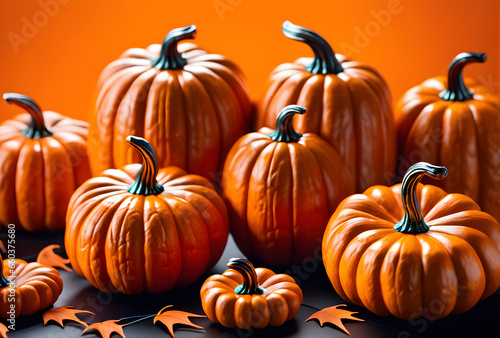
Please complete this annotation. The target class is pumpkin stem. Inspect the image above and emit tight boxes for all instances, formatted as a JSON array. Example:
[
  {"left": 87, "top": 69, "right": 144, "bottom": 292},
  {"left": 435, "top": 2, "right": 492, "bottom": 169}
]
[
  {"left": 394, "top": 162, "right": 448, "bottom": 234},
  {"left": 0, "top": 254, "right": 11, "bottom": 287},
  {"left": 3, "top": 93, "right": 53, "bottom": 139},
  {"left": 151, "top": 25, "right": 197, "bottom": 70},
  {"left": 227, "top": 258, "right": 264, "bottom": 295},
  {"left": 126, "top": 136, "right": 165, "bottom": 196},
  {"left": 282, "top": 21, "right": 344, "bottom": 75},
  {"left": 269, "top": 105, "right": 306, "bottom": 142},
  {"left": 439, "top": 52, "right": 486, "bottom": 101}
]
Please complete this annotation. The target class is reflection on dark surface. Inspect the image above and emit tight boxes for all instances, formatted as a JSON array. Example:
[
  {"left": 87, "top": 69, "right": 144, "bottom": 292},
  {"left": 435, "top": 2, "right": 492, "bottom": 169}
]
[{"left": 2, "top": 230, "right": 500, "bottom": 337}]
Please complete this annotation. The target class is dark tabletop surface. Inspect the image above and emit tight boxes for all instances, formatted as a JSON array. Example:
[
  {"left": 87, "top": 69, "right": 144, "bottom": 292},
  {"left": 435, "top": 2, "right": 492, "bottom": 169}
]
[{"left": 1, "top": 227, "right": 500, "bottom": 338}]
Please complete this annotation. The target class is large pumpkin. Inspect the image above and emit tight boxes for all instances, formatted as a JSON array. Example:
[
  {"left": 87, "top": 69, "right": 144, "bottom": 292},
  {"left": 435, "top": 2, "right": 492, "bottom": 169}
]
[
  {"left": 200, "top": 258, "right": 303, "bottom": 329},
  {"left": 395, "top": 52, "right": 500, "bottom": 220},
  {"left": 88, "top": 25, "right": 251, "bottom": 180},
  {"left": 1, "top": 254, "right": 63, "bottom": 317},
  {"left": 65, "top": 136, "right": 229, "bottom": 294},
  {"left": 323, "top": 162, "right": 500, "bottom": 320},
  {"left": 0, "top": 93, "right": 91, "bottom": 231},
  {"left": 222, "top": 105, "right": 354, "bottom": 265},
  {"left": 255, "top": 21, "right": 396, "bottom": 192}
]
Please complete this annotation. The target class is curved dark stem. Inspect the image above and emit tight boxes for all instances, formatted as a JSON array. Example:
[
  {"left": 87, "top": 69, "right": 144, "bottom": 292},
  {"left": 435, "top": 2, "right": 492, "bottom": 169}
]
[
  {"left": 269, "top": 105, "right": 306, "bottom": 142},
  {"left": 439, "top": 52, "right": 486, "bottom": 101},
  {"left": 227, "top": 258, "right": 263, "bottom": 295},
  {"left": 0, "top": 254, "right": 11, "bottom": 287},
  {"left": 151, "top": 25, "right": 197, "bottom": 70},
  {"left": 3, "top": 93, "right": 53, "bottom": 139},
  {"left": 282, "top": 21, "right": 343, "bottom": 75},
  {"left": 394, "top": 162, "right": 448, "bottom": 234},
  {"left": 126, "top": 136, "right": 165, "bottom": 196}
]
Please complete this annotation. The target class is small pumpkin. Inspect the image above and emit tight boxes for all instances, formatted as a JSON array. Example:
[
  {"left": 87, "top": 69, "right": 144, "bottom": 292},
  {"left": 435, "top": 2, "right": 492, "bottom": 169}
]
[
  {"left": 255, "top": 21, "right": 396, "bottom": 192},
  {"left": 200, "top": 258, "right": 303, "bottom": 329},
  {"left": 222, "top": 105, "right": 354, "bottom": 265},
  {"left": 0, "top": 253, "right": 63, "bottom": 317},
  {"left": 65, "top": 135, "right": 229, "bottom": 295},
  {"left": 88, "top": 25, "right": 251, "bottom": 180},
  {"left": 394, "top": 52, "right": 500, "bottom": 221},
  {"left": 323, "top": 162, "right": 500, "bottom": 320},
  {"left": 0, "top": 93, "right": 91, "bottom": 231}
]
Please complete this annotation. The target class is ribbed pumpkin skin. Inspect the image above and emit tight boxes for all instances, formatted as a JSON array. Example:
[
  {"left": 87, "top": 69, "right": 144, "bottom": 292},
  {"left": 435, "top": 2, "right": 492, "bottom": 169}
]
[
  {"left": 222, "top": 127, "right": 355, "bottom": 265},
  {"left": 200, "top": 267, "right": 303, "bottom": 329},
  {"left": 65, "top": 165, "right": 229, "bottom": 295},
  {"left": 88, "top": 42, "right": 251, "bottom": 180},
  {"left": 0, "top": 111, "right": 90, "bottom": 231},
  {"left": 323, "top": 183, "right": 500, "bottom": 320},
  {"left": 0, "top": 259, "right": 63, "bottom": 317},
  {"left": 255, "top": 55, "right": 396, "bottom": 192},
  {"left": 395, "top": 76, "right": 500, "bottom": 220}
]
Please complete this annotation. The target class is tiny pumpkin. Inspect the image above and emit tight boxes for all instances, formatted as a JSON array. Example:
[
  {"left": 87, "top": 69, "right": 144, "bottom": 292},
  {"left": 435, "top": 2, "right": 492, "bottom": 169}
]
[
  {"left": 200, "top": 258, "right": 303, "bottom": 329},
  {"left": 0, "top": 93, "right": 91, "bottom": 231},
  {"left": 323, "top": 162, "right": 500, "bottom": 320},
  {"left": 88, "top": 25, "right": 251, "bottom": 180},
  {"left": 222, "top": 105, "right": 354, "bottom": 265},
  {"left": 65, "top": 136, "right": 229, "bottom": 295},
  {"left": 394, "top": 52, "right": 500, "bottom": 220},
  {"left": 0, "top": 253, "right": 63, "bottom": 317},
  {"left": 255, "top": 21, "right": 396, "bottom": 192}
]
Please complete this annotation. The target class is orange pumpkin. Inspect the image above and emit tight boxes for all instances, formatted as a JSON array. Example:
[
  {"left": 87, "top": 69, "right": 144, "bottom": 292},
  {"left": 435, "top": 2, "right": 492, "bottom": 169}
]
[
  {"left": 222, "top": 105, "right": 354, "bottom": 265},
  {"left": 88, "top": 25, "right": 251, "bottom": 180},
  {"left": 0, "top": 93, "right": 91, "bottom": 231},
  {"left": 255, "top": 21, "right": 396, "bottom": 192},
  {"left": 0, "top": 254, "right": 63, "bottom": 317},
  {"left": 323, "top": 162, "right": 500, "bottom": 320},
  {"left": 200, "top": 258, "right": 303, "bottom": 329},
  {"left": 65, "top": 136, "right": 229, "bottom": 294},
  {"left": 395, "top": 52, "right": 500, "bottom": 221}
]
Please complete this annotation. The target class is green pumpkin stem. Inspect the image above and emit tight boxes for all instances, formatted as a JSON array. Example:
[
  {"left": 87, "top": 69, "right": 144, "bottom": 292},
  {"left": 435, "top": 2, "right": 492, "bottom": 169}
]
[
  {"left": 151, "top": 25, "right": 197, "bottom": 70},
  {"left": 0, "top": 254, "right": 11, "bottom": 287},
  {"left": 282, "top": 21, "right": 344, "bottom": 75},
  {"left": 126, "top": 136, "right": 165, "bottom": 196},
  {"left": 269, "top": 105, "right": 306, "bottom": 142},
  {"left": 439, "top": 52, "right": 486, "bottom": 101},
  {"left": 394, "top": 162, "right": 448, "bottom": 234},
  {"left": 227, "top": 258, "right": 264, "bottom": 295},
  {"left": 3, "top": 93, "right": 53, "bottom": 139}
]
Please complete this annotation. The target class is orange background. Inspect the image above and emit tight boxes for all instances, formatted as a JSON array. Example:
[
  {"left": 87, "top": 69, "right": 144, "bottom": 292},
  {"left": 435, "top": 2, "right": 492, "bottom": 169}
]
[{"left": 0, "top": 0, "right": 498, "bottom": 122}]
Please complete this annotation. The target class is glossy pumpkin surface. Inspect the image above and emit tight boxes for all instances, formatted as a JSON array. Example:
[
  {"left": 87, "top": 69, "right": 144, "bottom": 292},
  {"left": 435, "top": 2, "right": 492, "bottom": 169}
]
[
  {"left": 200, "top": 258, "right": 303, "bottom": 329},
  {"left": 65, "top": 136, "right": 229, "bottom": 294},
  {"left": 0, "top": 255, "right": 63, "bottom": 318},
  {"left": 0, "top": 93, "right": 90, "bottom": 231},
  {"left": 323, "top": 162, "right": 500, "bottom": 320},
  {"left": 88, "top": 25, "right": 251, "bottom": 180},
  {"left": 222, "top": 105, "right": 354, "bottom": 265},
  {"left": 255, "top": 21, "right": 396, "bottom": 192},
  {"left": 395, "top": 53, "right": 500, "bottom": 220}
]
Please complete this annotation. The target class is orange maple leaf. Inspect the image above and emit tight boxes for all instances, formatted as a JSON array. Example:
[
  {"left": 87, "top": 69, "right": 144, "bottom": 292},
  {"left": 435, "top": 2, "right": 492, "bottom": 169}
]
[
  {"left": 43, "top": 306, "right": 95, "bottom": 328},
  {"left": 153, "top": 305, "right": 205, "bottom": 338},
  {"left": 82, "top": 320, "right": 125, "bottom": 338},
  {"left": 305, "top": 304, "right": 364, "bottom": 335},
  {"left": 37, "top": 244, "right": 72, "bottom": 271},
  {"left": 0, "top": 322, "right": 8, "bottom": 338}
]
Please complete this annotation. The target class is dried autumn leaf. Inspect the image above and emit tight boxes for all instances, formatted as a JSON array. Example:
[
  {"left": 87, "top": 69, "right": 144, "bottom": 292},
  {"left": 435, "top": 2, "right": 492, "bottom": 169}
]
[
  {"left": 305, "top": 304, "right": 364, "bottom": 335},
  {"left": 153, "top": 305, "right": 205, "bottom": 338},
  {"left": 43, "top": 306, "right": 95, "bottom": 328},
  {"left": 0, "top": 322, "right": 8, "bottom": 338},
  {"left": 37, "top": 244, "right": 72, "bottom": 271},
  {"left": 82, "top": 320, "right": 125, "bottom": 338}
]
